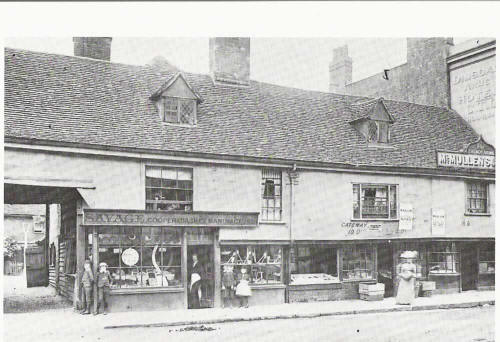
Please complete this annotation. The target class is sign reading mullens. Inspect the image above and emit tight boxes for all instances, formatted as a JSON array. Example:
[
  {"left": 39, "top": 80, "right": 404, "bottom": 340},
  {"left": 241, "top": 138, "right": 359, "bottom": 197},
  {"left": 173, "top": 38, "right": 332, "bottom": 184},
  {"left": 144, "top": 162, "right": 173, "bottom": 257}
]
[
  {"left": 437, "top": 152, "right": 495, "bottom": 170},
  {"left": 83, "top": 209, "right": 259, "bottom": 227}
]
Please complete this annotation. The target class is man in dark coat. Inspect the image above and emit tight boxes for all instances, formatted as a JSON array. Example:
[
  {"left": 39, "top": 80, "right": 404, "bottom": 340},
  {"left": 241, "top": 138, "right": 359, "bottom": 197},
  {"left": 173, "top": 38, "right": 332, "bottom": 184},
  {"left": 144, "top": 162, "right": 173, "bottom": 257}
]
[{"left": 189, "top": 254, "right": 204, "bottom": 309}]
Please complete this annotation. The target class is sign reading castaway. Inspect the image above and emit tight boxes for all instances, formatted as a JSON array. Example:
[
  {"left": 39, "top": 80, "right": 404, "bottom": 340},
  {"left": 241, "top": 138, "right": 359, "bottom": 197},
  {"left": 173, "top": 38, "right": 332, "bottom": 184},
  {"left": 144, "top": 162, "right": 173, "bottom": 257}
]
[
  {"left": 83, "top": 209, "right": 259, "bottom": 227},
  {"left": 437, "top": 136, "right": 495, "bottom": 170}
]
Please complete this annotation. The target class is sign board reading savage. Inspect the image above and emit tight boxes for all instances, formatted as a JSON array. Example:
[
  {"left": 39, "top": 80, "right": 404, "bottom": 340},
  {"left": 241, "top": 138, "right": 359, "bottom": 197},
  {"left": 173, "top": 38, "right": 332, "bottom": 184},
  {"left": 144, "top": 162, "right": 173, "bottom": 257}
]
[
  {"left": 84, "top": 210, "right": 259, "bottom": 227},
  {"left": 437, "top": 151, "right": 495, "bottom": 170}
]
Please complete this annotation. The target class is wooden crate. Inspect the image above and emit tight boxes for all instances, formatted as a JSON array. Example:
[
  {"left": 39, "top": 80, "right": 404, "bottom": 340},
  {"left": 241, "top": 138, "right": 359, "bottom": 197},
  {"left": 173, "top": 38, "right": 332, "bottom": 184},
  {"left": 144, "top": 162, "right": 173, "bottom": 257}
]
[
  {"left": 360, "top": 293, "right": 384, "bottom": 301},
  {"left": 359, "top": 283, "right": 385, "bottom": 294},
  {"left": 421, "top": 290, "right": 433, "bottom": 297},
  {"left": 420, "top": 281, "right": 436, "bottom": 291}
]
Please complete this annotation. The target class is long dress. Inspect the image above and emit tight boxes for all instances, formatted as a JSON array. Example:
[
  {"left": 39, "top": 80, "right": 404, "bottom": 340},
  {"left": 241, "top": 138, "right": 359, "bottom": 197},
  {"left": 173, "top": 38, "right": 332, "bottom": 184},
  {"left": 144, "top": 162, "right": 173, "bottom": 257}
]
[{"left": 396, "top": 263, "right": 416, "bottom": 305}]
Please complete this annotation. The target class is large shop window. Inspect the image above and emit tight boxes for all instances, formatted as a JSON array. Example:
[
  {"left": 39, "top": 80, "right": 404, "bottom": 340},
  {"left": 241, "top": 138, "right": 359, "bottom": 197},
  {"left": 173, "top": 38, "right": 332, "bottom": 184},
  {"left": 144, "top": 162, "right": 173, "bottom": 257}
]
[
  {"left": 429, "top": 242, "right": 459, "bottom": 274},
  {"left": 146, "top": 166, "right": 193, "bottom": 211},
  {"left": 89, "top": 227, "right": 183, "bottom": 289},
  {"left": 290, "top": 246, "right": 339, "bottom": 285},
  {"left": 261, "top": 169, "right": 282, "bottom": 221},
  {"left": 342, "top": 245, "right": 375, "bottom": 281},
  {"left": 221, "top": 245, "right": 283, "bottom": 285},
  {"left": 353, "top": 184, "right": 398, "bottom": 219},
  {"left": 466, "top": 182, "right": 489, "bottom": 214},
  {"left": 479, "top": 243, "right": 495, "bottom": 275}
]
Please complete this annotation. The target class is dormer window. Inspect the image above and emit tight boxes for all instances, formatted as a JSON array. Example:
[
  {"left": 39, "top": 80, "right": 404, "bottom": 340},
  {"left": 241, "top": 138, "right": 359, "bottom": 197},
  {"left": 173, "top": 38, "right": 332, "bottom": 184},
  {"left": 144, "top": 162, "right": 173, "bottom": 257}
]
[
  {"left": 163, "top": 97, "right": 196, "bottom": 125},
  {"left": 368, "top": 121, "right": 390, "bottom": 143},
  {"left": 150, "top": 72, "right": 203, "bottom": 127},
  {"left": 349, "top": 98, "right": 394, "bottom": 146}
]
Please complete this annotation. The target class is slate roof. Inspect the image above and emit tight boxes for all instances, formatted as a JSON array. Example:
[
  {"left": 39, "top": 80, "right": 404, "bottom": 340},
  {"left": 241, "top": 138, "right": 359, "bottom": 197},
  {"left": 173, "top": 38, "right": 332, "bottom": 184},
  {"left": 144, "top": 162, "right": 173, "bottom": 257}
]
[{"left": 4, "top": 47, "right": 481, "bottom": 170}]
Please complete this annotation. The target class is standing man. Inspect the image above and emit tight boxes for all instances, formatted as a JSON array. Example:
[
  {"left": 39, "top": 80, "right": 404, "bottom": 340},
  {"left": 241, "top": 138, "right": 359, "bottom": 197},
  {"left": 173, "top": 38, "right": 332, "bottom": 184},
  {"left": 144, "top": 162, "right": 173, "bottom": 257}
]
[{"left": 189, "top": 253, "right": 204, "bottom": 309}]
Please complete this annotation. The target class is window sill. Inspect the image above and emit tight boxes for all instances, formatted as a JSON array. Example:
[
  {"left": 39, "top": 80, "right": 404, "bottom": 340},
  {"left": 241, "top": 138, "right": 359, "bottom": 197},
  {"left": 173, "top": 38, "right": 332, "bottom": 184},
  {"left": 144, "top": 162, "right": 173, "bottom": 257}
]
[
  {"left": 428, "top": 273, "right": 460, "bottom": 277},
  {"left": 249, "top": 284, "right": 286, "bottom": 290},
  {"left": 110, "top": 286, "right": 184, "bottom": 295},
  {"left": 162, "top": 122, "right": 197, "bottom": 128},
  {"left": 259, "top": 220, "right": 286, "bottom": 225},
  {"left": 341, "top": 279, "right": 376, "bottom": 283},
  {"left": 464, "top": 213, "right": 491, "bottom": 217}
]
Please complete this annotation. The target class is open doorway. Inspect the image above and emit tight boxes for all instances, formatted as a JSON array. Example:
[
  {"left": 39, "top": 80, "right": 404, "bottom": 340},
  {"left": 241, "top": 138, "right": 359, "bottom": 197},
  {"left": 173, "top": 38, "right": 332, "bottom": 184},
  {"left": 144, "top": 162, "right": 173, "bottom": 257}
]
[
  {"left": 377, "top": 243, "right": 394, "bottom": 297},
  {"left": 187, "top": 245, "right": 214, "bottom": 309}
]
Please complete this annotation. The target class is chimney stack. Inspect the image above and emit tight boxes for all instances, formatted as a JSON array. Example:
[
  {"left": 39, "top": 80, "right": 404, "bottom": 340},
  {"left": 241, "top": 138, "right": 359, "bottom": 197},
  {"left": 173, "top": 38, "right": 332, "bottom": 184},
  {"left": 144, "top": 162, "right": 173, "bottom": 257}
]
[
  {"left": 73, "top": 37, "right": 112, "bottom": 61},
  {"left": 209, "top": 37, "right": 250, "bottom": 86},
  {"left": 329, "top": 45, "right": 352, "bottom": 94}
]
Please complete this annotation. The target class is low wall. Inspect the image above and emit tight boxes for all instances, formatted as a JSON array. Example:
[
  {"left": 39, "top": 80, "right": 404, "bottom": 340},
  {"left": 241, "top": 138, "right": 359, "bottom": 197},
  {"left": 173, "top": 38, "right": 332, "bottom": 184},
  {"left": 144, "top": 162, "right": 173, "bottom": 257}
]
[{"left": 108, "top": 288, "right": 185, "bottom": 312}]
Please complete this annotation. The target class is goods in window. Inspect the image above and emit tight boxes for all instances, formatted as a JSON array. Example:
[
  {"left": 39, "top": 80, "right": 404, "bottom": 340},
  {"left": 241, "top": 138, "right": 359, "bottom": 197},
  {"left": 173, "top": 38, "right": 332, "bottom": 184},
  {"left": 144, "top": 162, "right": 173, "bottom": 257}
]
[{"left": 290, "top": 273, "right": 340, "bottom": 285}]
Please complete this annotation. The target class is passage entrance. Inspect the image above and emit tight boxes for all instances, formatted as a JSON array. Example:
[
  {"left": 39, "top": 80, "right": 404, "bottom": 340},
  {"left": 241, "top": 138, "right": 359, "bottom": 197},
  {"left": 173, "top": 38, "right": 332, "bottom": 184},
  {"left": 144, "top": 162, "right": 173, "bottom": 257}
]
[{"left": 187, "top": 245, "right": 214, "bottom": 309}]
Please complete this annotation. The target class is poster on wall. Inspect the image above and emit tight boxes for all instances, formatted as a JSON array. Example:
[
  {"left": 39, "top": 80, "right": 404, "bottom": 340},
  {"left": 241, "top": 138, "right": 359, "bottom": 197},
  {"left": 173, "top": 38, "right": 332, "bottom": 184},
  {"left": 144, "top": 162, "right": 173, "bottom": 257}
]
[
  {"left": 431, "top": 209, "right": 446, "bottom": 235},
  {"left": 399, "top": 203, "right": 414, "bottom": 231}
]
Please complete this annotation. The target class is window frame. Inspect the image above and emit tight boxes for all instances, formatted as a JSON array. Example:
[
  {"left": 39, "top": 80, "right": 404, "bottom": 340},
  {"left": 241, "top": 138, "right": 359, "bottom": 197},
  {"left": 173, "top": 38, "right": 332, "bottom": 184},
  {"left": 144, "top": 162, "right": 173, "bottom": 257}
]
[
  {"left": 465, "top": 181, "right": 490, "bottom": 215},
  {"left": 161, "top": 96, "right": 197, "bottom": 126},
  {"left": 352, "top": 183, "right": 399, "bottom": 221},
  {"left": 367, "top": 120, "right": 390, "bottom": 144},
  {"left": 145, "top": 166, "right": 193, "bottom": 212},
  {"left": 260, "top": 169, "right": 283, "bottom": 222},
  {"left": 341, "top": 244, "right": 376, "bottom": 282},
  {"left": 428, "top": 242, "right": 460, "bottom": 275}
]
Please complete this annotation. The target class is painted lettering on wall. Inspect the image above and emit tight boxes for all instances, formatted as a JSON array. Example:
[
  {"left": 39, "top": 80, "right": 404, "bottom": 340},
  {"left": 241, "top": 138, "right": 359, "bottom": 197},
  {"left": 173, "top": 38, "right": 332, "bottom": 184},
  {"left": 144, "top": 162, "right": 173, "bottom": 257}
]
[
  {"left": 437, "top": 152, "right": 495, "bottom": 170},
  {"left": 431, "top": 209, "right": 446, "bottom": 235},
  {"left": 450, "top": 57, "right": 496, "bottom": 143},
  {"left": 399, "top": 203, "right": 414, "bottom": 231},
  {"left": 341, "top": 222, "right": 382, "bottom": 235}
]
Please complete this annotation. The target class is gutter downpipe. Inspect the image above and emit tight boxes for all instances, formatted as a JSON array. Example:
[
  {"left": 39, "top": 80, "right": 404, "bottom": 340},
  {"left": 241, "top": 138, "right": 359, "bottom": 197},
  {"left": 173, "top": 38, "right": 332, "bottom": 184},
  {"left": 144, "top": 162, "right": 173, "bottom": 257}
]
[{"left": 287, "top": 163, "right": 297, "bottom": 303}]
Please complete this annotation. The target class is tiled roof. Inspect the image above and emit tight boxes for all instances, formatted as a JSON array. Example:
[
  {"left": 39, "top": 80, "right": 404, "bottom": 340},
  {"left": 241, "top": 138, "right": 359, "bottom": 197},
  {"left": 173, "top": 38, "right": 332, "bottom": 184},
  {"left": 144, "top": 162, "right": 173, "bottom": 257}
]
[{"left": 4, "top": 48, "right": 480, "bottom": 170}]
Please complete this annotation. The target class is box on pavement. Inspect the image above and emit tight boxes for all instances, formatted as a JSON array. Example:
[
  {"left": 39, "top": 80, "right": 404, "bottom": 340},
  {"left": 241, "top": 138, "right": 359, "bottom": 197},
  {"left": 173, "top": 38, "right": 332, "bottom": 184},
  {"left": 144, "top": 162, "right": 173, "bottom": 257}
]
[
  {"left": 420, "top": 281, "right": 436, "bottom": 291},
  {"left": 359, "top": 283, "right": 385, "bottom": 294}
]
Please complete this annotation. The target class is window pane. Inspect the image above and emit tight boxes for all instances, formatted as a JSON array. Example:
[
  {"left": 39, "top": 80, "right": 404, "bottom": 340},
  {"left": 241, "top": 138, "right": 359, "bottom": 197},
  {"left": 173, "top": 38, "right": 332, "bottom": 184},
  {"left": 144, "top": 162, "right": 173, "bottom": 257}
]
[
  {"left": 179, "top": 99, "right": 195, "bottom": 125},
  {"left": 361, "top": 185, "right": 389, "bottom": 218}
]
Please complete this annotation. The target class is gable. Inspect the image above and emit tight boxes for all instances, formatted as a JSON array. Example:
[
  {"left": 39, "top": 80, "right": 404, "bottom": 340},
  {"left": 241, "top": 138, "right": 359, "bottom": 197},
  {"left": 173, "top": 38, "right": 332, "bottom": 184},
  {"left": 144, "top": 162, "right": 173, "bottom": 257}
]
[
  {"left": 162, "top": 76, "right": 197, "bottom": 100},
  {"left": 371, "top": 101, "right": 392, "bottom": 122}
]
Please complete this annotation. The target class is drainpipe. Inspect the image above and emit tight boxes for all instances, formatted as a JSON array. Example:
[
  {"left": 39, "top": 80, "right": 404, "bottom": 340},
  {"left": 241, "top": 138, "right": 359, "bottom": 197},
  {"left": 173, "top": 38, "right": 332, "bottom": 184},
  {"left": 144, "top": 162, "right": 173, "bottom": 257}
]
[{"left": 287, "top": 164, "right": 297, "bottom": 302}]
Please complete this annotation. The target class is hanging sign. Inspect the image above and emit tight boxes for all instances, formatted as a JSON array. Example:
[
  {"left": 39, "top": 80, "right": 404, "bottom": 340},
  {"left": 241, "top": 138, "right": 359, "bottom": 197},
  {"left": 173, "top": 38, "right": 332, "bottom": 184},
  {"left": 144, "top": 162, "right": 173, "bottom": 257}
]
[
  {"left": 431, "top": 209, "right": 446, "bottom": 235},
  {"left": 399, "top": 203, "right": 414, "bottom": 231},
  {"left": 122, "top": 248, "right": 139, "bottom": 266}
]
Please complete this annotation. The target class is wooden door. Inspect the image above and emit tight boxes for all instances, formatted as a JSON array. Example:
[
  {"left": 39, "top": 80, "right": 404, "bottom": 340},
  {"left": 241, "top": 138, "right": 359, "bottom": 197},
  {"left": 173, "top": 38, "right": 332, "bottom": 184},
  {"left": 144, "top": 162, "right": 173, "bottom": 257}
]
[
  {"left": 26, "top": 246, "right": 48, "bottom": 287},
  {"left": 461, "top": 244, "right": 478, "bottom": 291}
]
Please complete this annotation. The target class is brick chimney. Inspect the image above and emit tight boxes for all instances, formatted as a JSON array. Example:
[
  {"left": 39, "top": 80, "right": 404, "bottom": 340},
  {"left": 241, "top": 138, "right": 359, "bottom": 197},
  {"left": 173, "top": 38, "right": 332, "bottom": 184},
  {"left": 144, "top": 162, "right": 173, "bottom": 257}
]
[
  {"left": 329, "top": 45, "right": 352, "bottom": 94},
  {"left": 73, "top": 37, "right": 112, "bottom": 61},
  {"left": 209, "top": 37, "right": 250, "bottom": 86}
]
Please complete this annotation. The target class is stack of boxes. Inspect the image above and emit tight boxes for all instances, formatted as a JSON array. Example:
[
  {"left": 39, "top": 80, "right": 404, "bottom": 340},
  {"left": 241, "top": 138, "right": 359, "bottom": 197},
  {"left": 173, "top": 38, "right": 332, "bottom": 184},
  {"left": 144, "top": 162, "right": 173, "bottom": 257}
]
[{"left": 359, "top": 283, "right": 385, "bottom": 301}]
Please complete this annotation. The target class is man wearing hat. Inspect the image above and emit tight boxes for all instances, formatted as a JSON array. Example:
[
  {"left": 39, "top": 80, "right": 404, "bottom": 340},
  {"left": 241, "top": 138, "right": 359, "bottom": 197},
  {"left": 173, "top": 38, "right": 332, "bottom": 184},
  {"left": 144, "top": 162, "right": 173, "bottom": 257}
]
[
  {"left": 80, "top": 260, "right": 94, "bottom": 315},
  {"left": 95, "top": 262, "right": 113, "bottom": 315}
]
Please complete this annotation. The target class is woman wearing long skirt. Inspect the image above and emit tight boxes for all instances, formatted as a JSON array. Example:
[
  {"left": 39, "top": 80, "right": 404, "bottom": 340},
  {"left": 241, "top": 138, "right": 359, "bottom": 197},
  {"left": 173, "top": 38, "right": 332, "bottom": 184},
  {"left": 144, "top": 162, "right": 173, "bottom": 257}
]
[{"left": 396, "top": 251, "right": 417, "bottom": 305}]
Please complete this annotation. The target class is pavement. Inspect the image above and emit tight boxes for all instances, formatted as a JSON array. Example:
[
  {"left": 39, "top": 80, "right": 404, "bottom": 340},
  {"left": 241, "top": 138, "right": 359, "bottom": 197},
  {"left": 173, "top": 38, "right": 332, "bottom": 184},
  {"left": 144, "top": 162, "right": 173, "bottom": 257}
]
[{"left": 3, "top": 290, "right": 494, "bottom": 340}]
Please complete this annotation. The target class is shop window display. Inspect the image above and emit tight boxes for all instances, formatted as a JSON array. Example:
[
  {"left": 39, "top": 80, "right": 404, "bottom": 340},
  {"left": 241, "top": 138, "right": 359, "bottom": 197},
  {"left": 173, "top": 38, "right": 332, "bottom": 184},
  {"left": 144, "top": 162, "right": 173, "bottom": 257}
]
[
  {"left": 290, "top": 246, "right": 339, "bottom": 285},
  {"left": 89, "top": 227, "right": 182, "bottom": 289},
  {"left": 342, "top": 245, "right": 375, "bottom": 280},
  {"left": 221, "top": 245, "right": 283, "bottom": 285},
  {"left": 429, "top": 242, "right": 459, "bottom": 274},
  {"left": 479, "top": 246, "right": 495, "bottom": 274}
]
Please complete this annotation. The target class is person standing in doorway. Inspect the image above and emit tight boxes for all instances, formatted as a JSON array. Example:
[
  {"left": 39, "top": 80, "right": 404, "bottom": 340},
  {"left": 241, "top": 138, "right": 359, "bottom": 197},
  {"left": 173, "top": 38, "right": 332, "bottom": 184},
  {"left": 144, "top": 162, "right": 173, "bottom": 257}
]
[
  {"left": 80, "top": 260, "right": 93, "bottom": 315},
  {"left": 189, "top": 254, "right": 204, "bottom": 309},
  {"left": 396, "top": 251, "right": 417, "bottom": 305}
]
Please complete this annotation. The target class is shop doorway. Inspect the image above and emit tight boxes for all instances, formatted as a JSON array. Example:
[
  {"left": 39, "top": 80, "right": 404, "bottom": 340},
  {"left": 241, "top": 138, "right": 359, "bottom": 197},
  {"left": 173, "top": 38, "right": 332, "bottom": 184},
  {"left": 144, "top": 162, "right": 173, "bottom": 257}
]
[
  {"left": 187, "top": 245, "right": 214, "bottom": 309},
  {"left": 377, "top": 243, "right": 394, "bottom": 297},
  {"left": 461, "top": 244, "right": 478, "bottom": 291}
]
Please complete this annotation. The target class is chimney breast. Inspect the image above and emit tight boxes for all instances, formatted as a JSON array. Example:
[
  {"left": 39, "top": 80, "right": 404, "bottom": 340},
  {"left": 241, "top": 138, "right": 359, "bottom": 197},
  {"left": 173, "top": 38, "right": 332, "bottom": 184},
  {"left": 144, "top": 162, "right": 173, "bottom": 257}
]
[
  {"left": 209, "top": 37, "right": 250, "bottom": 86},
  {"left": 73, "top": 37, "right": 112, "bottom": 61},
  {"left": 329, "top": 45, "right": 352, "bottom": 94}
]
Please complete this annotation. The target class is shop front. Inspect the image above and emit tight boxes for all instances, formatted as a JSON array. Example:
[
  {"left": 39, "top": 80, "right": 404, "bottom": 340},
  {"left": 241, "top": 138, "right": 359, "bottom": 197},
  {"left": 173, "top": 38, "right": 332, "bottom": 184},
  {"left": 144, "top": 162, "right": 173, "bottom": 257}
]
[{"left": 82, "top": 209, "right": 259, "bottom": 312}]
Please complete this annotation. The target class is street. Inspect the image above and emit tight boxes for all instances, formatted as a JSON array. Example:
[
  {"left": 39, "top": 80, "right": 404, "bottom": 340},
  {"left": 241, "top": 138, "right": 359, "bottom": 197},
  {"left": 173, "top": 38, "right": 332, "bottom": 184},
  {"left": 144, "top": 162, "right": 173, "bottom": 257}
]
[{"left": 4, "top": 306, "right": 494, "bottom": 342}]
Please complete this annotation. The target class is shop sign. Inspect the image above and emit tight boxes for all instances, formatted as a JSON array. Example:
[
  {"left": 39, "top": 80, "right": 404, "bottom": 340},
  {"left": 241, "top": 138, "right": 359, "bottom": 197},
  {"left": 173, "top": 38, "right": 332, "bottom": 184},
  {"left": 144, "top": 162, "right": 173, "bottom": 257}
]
[
  {"left": 84, "top": 209, "right": 259, "bottom": 228},
  {"left": 431, "top": 209, "right": 446, "bottom": 235},
  {"left": 399, "top": 203, "right": 414, "bottom": 231},
  {"left": 437, "top": 152, "right": 495, "bottom": 170}
]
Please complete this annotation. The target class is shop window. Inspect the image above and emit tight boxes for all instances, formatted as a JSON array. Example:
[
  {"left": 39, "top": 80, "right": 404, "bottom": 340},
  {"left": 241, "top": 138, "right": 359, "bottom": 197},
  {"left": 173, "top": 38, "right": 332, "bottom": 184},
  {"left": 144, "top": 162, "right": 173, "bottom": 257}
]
[
  {"left": 429, "top": 242, "right": 459, "bottom": 274},
  {"left": 353, "top": 184, "right": 397, "bottom": 219},
  {"left": 221, "top": 245, "right": 283, "bottom": 285},
  {"left": 290, "top": 246, "right": 339, "bottom": 285},
  {"left": 479, "top": 244, "right": 495, "bottom": 274},
  {"left": 261, "top": 169, "right": 282, "bottom": 221},
  {"left": 146, "top": 166, "right": 193, "bottom": 211},
  {"left": 90, "top": 227, "right": 182, "bottom": 289},
  {"left": 162, "top": 97, "right": 196, "bottom": 125},
  {"left": 342, "top": 245, "right": 375, "bottom": 281},
  {"left": 396, "top": 243, "right": 427, "bottom": 280},
  {"left": 466, "top": 182, "right": 489, "bottom": 214}
]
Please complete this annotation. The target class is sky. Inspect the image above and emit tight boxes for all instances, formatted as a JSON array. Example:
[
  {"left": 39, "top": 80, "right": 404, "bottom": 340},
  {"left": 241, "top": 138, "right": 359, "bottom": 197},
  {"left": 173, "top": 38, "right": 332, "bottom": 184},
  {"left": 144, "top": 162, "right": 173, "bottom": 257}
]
[{"left": 4, "top": 37, "right": 417, "bottom": 92}]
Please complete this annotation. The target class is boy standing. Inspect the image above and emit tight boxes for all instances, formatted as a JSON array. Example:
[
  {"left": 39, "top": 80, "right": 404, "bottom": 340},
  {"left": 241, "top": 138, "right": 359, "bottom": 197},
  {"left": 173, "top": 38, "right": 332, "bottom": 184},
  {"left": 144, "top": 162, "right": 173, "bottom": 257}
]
[
  {"left": 95, "top": 262, "right": 113, "bottom": 315},
  {"left": 80, "top": 260, "right": 93, "bottom": 315}
]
